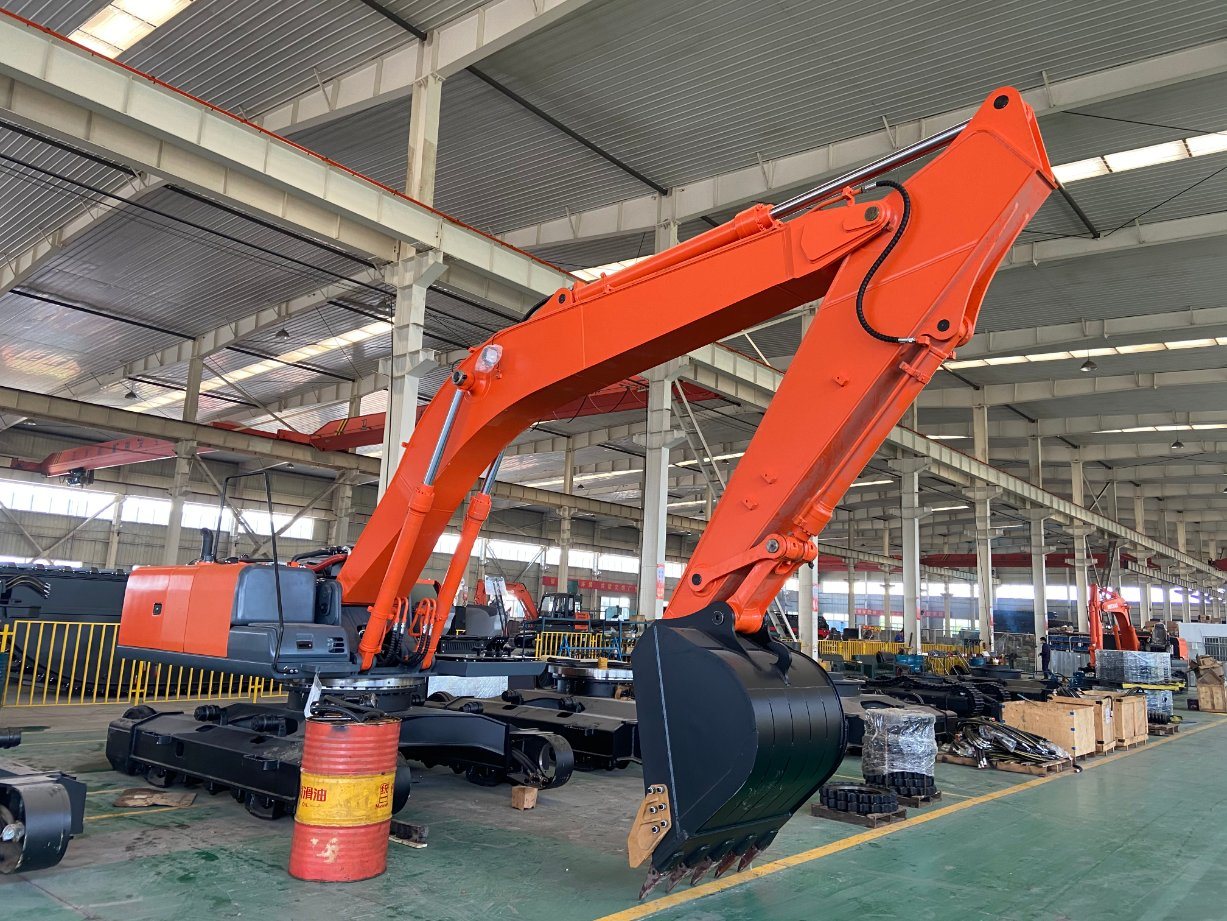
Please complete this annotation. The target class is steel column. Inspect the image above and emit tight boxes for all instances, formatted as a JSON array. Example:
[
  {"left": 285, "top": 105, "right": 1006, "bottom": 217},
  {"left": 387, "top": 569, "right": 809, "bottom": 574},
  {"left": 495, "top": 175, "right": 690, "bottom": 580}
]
[
  {"left": 1070, "top": 454, "right": 1091, "bottom": 633},
  {"left": 406, "top": 73, "right": 443, "bottom": 205},
  {"left": 900, "top": 462, "right": 923, "bottom": 654},
  {"left": 379, "top": 252, "right": 444, "bottom": 497},
  {"left": 1027, "top": 433, "right": 1048, "bottom": 661},
  {"left": 162, "top": 349, "right": 203, "bottom": 566},
  {"left": 558, "top": 437, "right": 575, "bottom": 593},
  {"left": 636, "top": 218, "right": 680, "bottom": 619},
  {"left": 971, "top": 403, "right": 995, "bottom": 650},
  {"left": 104, "top": 496, "right": 125, "bottom": 569}
]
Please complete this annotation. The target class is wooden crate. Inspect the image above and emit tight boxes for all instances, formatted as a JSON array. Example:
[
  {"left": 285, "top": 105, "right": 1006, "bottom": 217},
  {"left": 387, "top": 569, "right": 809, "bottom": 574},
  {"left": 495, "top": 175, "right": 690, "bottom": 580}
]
[
  {"left": 1197, "top": 681, "right": 1227, "bottom": 714},
  {"left": 1001, "top": 700, "right": 1096, "bottom": 759},
  {"left": 1084, "top": 692, "right": 1148, "bottom": 745},
  {"left": 1061, "top": 697, "right": 1116, "bottom": 754}
]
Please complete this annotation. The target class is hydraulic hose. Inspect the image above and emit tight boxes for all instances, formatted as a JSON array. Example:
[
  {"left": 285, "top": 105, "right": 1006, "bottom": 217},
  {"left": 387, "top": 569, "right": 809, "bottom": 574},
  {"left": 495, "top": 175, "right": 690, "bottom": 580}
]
[{"left": 855, "top": 178, "right": 915, "bottom": 344}]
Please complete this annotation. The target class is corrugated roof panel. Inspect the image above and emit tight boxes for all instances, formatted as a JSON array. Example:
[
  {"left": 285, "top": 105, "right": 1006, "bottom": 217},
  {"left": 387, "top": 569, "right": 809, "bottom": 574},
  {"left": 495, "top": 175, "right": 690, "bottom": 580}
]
[
  {"left": 293, "top": 72, "right": 647, "bottom": 234},
  {"left": 0, "top": 128, "right": 133, "bottom": 261},
  {"left": 3, "top": 0, "right": 98, "bottom": 32},
  {"left": 381, "top": 0, "right": 490, "bottom": 32},
  {"left": 1064, "top": 154, "right": 1227, "bottom": 233},
  {"left": 25, "top": 186, "right": 378, "bottom": 339},
  {"left": 480, "top": 0, "right": 1227, "bottom": 192},
  {"left": 982, "top": 235, "right": 1227, "bottom": 333},
  {"left": 0, "top": 289, "right": 184, "bottom": 389},
  {"left": 288, "top": 98, "right": 411, "bottom": 191},
  {"left": 119, "top": 0, "right": 409, "bottom": 116}
]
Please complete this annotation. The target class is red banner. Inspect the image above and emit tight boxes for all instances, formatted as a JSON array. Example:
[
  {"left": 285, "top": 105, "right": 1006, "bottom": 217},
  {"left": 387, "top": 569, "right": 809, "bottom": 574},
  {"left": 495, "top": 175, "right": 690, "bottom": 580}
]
[{"left": 542, "top": 575, "right": 637, "bottom": 593}]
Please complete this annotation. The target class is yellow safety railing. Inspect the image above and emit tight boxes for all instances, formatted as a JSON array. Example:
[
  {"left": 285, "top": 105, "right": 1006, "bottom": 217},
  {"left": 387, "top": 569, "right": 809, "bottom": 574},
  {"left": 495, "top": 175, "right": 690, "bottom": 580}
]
[
  {"left": 1, "top": 619, "right": 282, "bottom": 708},
  {"left": 533, "top": 630, "right": 640, "bottom": 660},
  {"left": 817, "top": 640, "right": 963, "bottom": 659}
]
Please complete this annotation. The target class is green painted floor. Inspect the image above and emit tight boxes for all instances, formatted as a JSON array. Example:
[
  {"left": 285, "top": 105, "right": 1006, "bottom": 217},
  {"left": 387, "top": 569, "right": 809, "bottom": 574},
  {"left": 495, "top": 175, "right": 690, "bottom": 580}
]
[{"left": 3, "top": 703, "right": 1225, "bottom": 921}]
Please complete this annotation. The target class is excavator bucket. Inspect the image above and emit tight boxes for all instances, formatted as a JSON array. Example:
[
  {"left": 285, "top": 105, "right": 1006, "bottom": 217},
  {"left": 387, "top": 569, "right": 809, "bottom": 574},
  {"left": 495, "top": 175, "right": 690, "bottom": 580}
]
[{"left": 629, "top": 603, "right": 845, "bottom": 895}]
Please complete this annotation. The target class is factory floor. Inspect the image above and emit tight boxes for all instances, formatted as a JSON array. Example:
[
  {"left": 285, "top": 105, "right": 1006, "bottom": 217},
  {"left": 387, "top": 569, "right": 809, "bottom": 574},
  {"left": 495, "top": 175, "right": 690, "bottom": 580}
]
[{"left": 4, "top": 702, "right": 1225, "bottom": 921}]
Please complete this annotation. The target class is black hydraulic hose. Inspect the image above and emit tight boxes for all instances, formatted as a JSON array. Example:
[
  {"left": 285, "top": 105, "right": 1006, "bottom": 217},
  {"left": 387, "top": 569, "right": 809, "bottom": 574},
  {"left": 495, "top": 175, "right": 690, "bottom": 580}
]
[{"left": 855, "top": 178, "right": 916, "bottom": 345}]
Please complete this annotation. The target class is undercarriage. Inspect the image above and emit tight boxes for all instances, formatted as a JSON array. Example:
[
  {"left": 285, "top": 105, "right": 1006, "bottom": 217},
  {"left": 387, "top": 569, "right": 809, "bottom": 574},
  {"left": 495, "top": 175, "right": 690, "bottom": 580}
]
[{"left": 104, "top": 674, "right": 640, "bottom": 819}]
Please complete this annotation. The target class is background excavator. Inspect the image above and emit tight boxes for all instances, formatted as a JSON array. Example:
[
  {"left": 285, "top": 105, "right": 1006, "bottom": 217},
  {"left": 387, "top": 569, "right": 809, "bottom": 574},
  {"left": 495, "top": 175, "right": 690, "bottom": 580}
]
[
  {"left": 107, "top": 86, "right": 1054, "bottom": 896},
  {"left": 1088, "top": 583, "right": 1141, "bottom": 668}
]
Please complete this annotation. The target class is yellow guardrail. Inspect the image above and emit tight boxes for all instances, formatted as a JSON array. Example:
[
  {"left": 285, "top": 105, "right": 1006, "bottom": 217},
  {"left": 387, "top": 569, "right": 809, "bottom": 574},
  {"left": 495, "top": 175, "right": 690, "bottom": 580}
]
[
  {"left": 817, "top": 640, "right": 963, "bottom": 659},
  {"left": 1, "top": 619, "right": 281, "bottom": 708},
  {"left": 533, "top": 629, "right": 642, "bottom": 660}
]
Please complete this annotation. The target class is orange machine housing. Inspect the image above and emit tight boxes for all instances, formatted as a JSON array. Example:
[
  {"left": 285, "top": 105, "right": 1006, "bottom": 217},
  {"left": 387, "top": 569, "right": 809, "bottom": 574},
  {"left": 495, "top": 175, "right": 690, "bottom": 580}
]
[{"left": 118, "top": 564, "right": 247, "bottom": 658}]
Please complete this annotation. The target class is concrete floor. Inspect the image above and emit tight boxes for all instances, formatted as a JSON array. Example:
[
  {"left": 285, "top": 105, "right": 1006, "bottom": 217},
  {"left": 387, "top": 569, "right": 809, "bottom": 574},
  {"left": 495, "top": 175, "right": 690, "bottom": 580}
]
[{"left": 3, "top": 702, "right": 1225, "bottom": 921}]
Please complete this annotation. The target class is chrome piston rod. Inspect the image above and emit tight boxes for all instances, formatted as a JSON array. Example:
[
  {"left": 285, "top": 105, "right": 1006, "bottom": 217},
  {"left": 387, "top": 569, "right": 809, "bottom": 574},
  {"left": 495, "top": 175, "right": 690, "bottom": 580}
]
[{"left": 769, "top": 120, "right": 969, "bottom": 220}]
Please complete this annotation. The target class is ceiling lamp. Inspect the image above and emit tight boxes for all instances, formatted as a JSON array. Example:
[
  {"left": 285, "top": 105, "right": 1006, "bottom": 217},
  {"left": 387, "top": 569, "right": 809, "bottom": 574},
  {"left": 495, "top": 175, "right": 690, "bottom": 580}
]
[
  {"left": 124, "top": 386, "right": 138, "bottom": 400},
  {"left": 275, "top": 327, "right": 290, "bottom": 340},
  {"left": 1079, "top": 359, "right": 1098, "bottom": 372},
  {"left": 1171, "top": 438, "right": 1185, "bottom": 450}
]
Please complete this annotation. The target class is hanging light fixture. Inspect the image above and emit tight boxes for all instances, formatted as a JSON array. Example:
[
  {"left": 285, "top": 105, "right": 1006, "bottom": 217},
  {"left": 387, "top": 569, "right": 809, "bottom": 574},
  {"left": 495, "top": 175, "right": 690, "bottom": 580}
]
[
  {"left": 275, "top": 327, "right": 290, "bottom": 340},
  {"left": 1171, "top": 438, "right": 1185, "bottom": 450},
  {"left": 124, "top": 385, "right": 138, "bottom": 400},
  {"left": 1079, "top": 358, "right": 1098, "bottom": 372}
]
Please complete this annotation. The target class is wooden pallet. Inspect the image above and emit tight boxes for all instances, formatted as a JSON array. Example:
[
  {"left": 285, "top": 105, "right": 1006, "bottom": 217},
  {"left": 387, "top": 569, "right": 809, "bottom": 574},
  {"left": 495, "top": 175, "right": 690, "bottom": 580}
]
[
  {"left": 1148, "top": 722, "right": 1179, "bottom": 736},
  {"left": 937, "top": 752, "right": 1073, "bottom": 776},
  {"left": 809, "top": 803, "right": 908, "bottom": 828},
  {"left": 1116, "top": 737, "right": 1147, "bottom": 751},
  {"left": 896, "top": 791, "right": 942, "bottom": 808}
]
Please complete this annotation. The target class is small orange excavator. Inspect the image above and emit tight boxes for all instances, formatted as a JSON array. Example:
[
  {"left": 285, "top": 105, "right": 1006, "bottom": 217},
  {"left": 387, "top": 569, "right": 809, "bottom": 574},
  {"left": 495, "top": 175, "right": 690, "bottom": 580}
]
[
  {"left": 1087, "top": 583, "right": 1139, "bottom": 668},
  {"left": 109, "top": 87, "right": 1054, "bottom": 894},
  {"left": 472, "top": 579, "right": 588, "bottom": 626}
]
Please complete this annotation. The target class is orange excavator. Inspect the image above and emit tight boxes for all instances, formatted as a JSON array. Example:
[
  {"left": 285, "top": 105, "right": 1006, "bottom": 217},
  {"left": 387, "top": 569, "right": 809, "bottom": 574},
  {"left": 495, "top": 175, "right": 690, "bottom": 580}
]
[
  {"left": 1087, "top": 583, "right": 1140, "bottom": 667},
  {"left": 472, "top": 579, "right": 588, "bottom": 625},
  {"left": 109, "top": 88, "right": 1054, "bottom": 894}
]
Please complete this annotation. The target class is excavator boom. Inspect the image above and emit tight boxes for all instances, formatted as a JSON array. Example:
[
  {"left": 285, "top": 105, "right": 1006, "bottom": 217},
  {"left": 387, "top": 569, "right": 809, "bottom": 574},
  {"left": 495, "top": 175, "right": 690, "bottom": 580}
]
[{"left": 338, "top": 87, "right": 1055, "bottom": 892}]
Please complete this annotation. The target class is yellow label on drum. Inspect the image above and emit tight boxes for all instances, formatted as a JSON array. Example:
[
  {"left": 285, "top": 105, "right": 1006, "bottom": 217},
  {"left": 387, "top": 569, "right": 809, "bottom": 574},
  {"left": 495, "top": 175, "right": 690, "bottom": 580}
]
[{"left": 296, "top": 771, "right": 397, "bottom": 826}]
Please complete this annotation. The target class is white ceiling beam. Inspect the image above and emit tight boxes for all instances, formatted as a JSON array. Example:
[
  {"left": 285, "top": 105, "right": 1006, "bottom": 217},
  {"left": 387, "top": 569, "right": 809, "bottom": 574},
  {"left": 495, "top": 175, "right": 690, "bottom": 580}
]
[
  {"left": 0, "top": 173, "right": 164, "bottom": 295},
  {"left": 921, "top": 409, "right": 1227, "bottom": 441},
  {"left": 499, "top": 39, "right": 1227, "bottom": 249},
  {"left": 218, "top": 372, "right": 391, "bottom": 427},
  {"left": 0, "top": 14, "right": 569, "bottom": 304},
  {"left": 917, "top": 367, "right": 1227, "bottom": 409},
  {"left": 256, "top": 0, "right": 598, "bottom": 135},
  {"left": 0, "top": 386, "right": 379, "bottom": 475},
  {"left": 993, "top": 441, "right": 1227, "bottom": 464},
  {"left": 953, "top": 303, "right": 1227, "bottom": 361}
]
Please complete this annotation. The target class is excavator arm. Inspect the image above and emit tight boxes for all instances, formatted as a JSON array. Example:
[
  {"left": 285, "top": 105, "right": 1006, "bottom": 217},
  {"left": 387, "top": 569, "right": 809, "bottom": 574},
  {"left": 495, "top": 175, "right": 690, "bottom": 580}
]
[{"left": 340, "top": 87, "right": 1054, "bottom": 891}]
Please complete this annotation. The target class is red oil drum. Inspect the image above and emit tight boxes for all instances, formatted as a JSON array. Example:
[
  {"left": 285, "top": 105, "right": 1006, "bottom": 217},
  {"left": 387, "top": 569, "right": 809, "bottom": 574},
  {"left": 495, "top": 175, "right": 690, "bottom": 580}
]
[{"left": 288, "top": 716, "right": 401, "bottom": 882}]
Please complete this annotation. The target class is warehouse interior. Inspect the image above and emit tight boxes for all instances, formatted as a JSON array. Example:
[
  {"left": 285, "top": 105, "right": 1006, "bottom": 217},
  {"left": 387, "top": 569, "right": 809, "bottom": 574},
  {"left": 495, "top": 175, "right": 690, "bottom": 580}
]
[{"left": 1, "top": 1, "right": 1227, "bottom": 918}]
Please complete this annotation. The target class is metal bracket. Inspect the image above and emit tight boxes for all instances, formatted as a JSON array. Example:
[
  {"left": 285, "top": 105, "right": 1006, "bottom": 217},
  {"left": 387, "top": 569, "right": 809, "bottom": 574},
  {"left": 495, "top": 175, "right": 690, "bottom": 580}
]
[{"left": 627, "top": 784, "right": 671, "bottom": 868}]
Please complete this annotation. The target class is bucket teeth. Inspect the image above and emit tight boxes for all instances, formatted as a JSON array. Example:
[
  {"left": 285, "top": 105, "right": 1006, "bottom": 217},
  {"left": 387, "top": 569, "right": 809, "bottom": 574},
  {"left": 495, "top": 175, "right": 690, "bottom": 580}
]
[
  {"left": 712, "top": 852, "right": 740, "bottom": 879},
  {"left": 688, "top": 858, "right": 714, "bottom": 886},
  {"left": 638, "top": 868, "right": 664, "bottom": 901},
  {"left": 663, "top": 865, "right": 688, "bottom": 893},
  {"left": 736, "top": 845, "right": 761, "bottom": 872}
]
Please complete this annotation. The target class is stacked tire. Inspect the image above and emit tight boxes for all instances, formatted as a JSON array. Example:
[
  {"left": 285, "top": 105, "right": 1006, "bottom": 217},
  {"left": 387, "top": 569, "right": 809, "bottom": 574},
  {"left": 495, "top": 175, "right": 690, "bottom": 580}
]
[
  {"left": 863, "top": 770, "right": 937, "bottom": 799},
  {"left": 818, "top": 783, "right": 898, "bottom": 815}
]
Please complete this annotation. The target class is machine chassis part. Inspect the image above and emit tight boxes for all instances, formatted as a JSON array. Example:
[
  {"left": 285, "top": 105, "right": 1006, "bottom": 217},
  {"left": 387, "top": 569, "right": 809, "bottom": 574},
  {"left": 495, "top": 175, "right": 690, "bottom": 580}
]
[
  {"left": 428, "top": 687, "right": 640, "bottom": 770},
  {"left": 0, "top": 749, "right": 86, "bottom": 873},
  {"left": 104, "top": 692, "right": 584, "bottom": 819}
]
